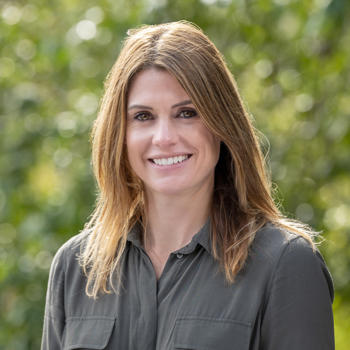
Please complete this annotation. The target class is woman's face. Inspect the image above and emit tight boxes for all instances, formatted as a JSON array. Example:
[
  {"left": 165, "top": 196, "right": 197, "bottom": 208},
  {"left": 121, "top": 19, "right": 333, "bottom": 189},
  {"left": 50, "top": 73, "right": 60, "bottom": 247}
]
[{"left": 126, "top": 68, "right": 220, "bottom": 198}]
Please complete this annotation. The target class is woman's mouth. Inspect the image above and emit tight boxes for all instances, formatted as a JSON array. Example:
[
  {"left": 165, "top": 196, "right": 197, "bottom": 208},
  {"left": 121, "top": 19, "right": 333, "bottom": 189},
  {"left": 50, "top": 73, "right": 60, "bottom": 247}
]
[{"left": 150, "top": 154, "right": 192, "bottom": 166}]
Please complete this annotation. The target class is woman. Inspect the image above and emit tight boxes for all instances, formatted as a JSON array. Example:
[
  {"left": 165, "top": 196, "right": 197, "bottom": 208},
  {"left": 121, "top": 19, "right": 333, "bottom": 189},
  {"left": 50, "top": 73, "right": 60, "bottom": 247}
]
[{"left": 41, "top": 21, "right": 334, "bottom": 349}]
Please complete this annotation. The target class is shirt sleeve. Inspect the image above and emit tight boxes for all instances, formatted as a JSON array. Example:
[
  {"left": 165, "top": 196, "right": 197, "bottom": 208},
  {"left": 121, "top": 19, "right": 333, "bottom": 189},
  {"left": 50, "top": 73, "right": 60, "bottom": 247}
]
[
  {"left": 260, "top": 237, "right": 335, "bottom": 350},
  {"left": 41, "top": 246, "right": 66, "bottom": 350}
]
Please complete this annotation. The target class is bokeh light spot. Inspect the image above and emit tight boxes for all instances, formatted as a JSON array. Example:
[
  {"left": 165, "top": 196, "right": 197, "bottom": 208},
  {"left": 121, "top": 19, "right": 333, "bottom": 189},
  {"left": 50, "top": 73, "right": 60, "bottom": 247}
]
[
  {"left": 200, "top": 0, "right": 218, "bottom": 5},
  {"left": 277, "top": 12, "right": 301, "bottom": 39},
  {"left": 53, "top": 148, "right": 73, "bottom": 168},
  {"left": 295, "top": 93, "right": 314, "bottom": 112},
  {"left": 273, "top": 0, "right": 291, "bottom": 5},
  {"left": 324, "top": 205, "right": 350, "bottom": 230},
  {"left": 15, "top": 39, "right": 37, "bottom": 61},
  {"left": 65, "top": 26, "right": 82, "bottom": 46},
  {"left": 35, "top": 250, "right": 53, "bottom": 270},
  {"left": 18, "top": 254, "right": 35, "bottom": 273},
  {"left": 255, "top": 59, "right": 273, "bottom": 79},
  {"left": 278, "top": 69, "right": 301, "bottom": 91},
  {"left": 75, "top": 93, "right": 99, "bottom": 116},
  {"left": 21, "top": 4, "right": 38, "bottom": 23},
  {"left": 85, "top": 6, "right": 104, "bottom": 24},
  {"left": 229, "top": 43, "right": 252, "bottom": 65},
  {"left": 2, "top": 4, "right": 22, "bottom": 25},
  {"left": 76, "top": 20, "right": 97, "bottom": 41},
  {"left": 326, "top": 117, "right": 349, "bottom": 141},
  {"left": 314, "top": 0, "right": 333, "bottom": 10},
  {"left": 28, "top": 162, "right": 61, "bottom": 199},
  {"left": 13, "top": 82, "right": 39, "bottom": 102},
  {"left": 296, "top": 203, "right": 314, "bottom": 222},
  {"left": 56, "top": 111, "right": 78, "bottom": 138}
]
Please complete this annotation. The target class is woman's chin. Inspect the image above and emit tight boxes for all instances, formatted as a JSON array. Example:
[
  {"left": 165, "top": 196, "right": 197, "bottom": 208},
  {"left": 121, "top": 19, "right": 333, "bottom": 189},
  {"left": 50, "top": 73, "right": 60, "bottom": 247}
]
[{"left": 145, "top": 183, "right": 191, "bottom": 197}]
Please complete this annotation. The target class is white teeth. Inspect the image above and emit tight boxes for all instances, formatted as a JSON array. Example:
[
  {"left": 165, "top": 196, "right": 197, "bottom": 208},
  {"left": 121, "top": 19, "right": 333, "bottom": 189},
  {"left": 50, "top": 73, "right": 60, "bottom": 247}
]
[{"left": 153, "top": 155, "right": 189, "bottom": 165}]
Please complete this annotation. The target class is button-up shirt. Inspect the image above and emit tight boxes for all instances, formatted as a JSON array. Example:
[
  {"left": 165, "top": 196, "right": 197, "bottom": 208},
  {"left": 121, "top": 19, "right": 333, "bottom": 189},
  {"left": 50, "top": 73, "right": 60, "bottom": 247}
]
[{"left": 41, "top": 222, "right": 334, "bottom": 349}]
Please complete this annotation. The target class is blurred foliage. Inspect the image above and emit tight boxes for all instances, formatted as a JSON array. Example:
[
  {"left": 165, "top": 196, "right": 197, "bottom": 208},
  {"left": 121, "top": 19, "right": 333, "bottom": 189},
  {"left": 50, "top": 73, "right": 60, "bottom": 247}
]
[{"left": 0, "top": 0, "right": 349, "bottom": 348}]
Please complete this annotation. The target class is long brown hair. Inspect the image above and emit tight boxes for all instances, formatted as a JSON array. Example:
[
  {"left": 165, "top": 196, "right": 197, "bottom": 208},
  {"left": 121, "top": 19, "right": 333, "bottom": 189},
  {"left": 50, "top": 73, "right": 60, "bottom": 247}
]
[{"left": 80, "top": 21, "right": 315, "bottom": 298}]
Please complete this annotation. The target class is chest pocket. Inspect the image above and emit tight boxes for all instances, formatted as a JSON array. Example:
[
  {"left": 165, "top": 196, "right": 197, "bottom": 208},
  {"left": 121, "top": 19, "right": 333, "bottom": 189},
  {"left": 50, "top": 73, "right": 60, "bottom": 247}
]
[
  {"left": 173, "top": 317, "right": 251, "bottom": 350},
  {"left": 64, "top": 316, "right": 115, "bottom": 349}
]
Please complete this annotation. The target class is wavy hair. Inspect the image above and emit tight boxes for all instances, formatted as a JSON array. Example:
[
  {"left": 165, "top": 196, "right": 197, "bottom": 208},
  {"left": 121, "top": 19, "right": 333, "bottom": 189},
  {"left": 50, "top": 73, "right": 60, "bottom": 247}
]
[{"left": 80, "top": 21, "right": 315, "bottom": 298}]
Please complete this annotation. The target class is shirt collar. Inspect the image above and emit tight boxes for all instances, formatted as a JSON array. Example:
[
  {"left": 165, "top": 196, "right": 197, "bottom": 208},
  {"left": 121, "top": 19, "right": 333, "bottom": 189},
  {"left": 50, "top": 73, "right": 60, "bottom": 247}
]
[
  {"left": 127, "top": 223, "right": 143, "bottom": 249},
  {"left": 127, "top": 219, "right": 212, "bottom": 255}
]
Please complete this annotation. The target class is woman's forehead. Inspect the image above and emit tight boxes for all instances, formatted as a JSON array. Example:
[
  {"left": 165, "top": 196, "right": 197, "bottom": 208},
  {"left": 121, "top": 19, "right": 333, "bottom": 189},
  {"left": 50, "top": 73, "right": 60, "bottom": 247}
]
[{"left": 127, "top": 69, "right": 190, "bottom": 107}]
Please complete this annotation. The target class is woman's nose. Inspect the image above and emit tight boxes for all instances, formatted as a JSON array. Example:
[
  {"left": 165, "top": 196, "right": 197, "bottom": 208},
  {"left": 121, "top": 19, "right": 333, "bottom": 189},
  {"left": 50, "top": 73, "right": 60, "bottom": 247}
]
[{"left": 152, "top": 118, "right": 178, "bottom": 147}]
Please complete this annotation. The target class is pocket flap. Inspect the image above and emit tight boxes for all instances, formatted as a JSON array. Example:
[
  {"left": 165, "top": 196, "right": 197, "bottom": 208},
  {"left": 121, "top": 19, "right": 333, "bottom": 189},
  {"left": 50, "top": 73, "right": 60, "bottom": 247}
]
[
  {"left": 173, "top": 317, "right": 250, "bottom": 350},
  {"left": 65, "top": 316, "right": 115, "bottom": 349}
]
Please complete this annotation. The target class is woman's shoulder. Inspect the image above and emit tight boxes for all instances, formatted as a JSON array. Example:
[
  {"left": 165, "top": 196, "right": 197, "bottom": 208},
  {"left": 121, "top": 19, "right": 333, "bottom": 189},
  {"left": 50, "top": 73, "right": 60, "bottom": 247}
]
[
  {"left": 249, "top": 222, "right": 325, "bottom": 276},
  {"left": 250, "top": 223, "right": 333, "bottom": 296},
  {"left": 252, "top": 222, "right": 315, "bottom": 258},
  {"left": 50, "top": 229, "right": 90, "bottom": 272}
]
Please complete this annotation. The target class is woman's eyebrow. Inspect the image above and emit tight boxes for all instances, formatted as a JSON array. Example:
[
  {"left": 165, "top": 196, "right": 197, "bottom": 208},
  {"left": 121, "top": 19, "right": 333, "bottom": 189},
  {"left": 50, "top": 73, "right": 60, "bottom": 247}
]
[
  {"left": 171, "top": 100, "right": 192, "bottom": 108},
  {"left": 127, "top": 99, "right": 193, "bottom": 111},
  {"left": 127, "top": 104, "right": 152, "bottom": 111}
]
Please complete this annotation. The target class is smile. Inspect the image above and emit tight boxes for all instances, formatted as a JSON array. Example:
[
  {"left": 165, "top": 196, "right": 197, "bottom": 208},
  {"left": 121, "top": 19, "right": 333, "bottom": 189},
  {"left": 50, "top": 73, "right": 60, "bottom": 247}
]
[{"left": 151, "top": 154, "right": 191, "bottom": 166}]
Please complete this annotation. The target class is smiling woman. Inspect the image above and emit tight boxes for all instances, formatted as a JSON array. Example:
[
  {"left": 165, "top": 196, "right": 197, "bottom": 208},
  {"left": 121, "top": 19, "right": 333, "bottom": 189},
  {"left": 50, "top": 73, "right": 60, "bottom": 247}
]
[
  {"left": 126, "top": 68, "right": 220, "bottom": 202},
  {"left": 41, "top": 21, "right": 334, "bottom": 350}
]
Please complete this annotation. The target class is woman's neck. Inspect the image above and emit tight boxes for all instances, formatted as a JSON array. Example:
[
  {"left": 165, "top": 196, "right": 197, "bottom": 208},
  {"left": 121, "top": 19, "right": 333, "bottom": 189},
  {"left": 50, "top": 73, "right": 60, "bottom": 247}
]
[{"left": 144, "top": 186, "right": 212, "bottom": 256}]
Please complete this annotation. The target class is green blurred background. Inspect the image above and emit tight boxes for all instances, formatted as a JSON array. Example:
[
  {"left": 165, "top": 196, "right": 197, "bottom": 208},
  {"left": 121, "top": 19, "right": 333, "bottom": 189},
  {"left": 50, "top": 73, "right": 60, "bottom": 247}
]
[{"left": 0, "top": 0, "right": 349, "bottom": 348}]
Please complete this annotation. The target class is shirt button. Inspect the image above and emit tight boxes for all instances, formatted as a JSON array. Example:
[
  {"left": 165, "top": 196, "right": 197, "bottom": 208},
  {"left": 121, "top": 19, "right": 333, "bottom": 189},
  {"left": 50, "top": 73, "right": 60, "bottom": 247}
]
[{"left": 176, "top": 253, "right": 183, "bottom": 259}]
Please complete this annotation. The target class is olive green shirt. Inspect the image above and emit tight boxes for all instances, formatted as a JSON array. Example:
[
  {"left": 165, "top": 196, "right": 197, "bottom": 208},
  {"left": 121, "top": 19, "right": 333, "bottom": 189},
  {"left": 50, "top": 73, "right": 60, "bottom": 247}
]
[{"left": 41, "top": 222, "right": 334, "bottom": 349}]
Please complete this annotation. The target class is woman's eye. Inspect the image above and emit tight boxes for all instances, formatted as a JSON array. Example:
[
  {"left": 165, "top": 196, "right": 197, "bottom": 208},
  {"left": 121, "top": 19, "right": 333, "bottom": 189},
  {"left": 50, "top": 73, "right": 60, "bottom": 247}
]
[
  {"left": 178, "top": 109, "right": 197, "bottom": 119},
  {"left": 134, "top": 112, "right": 152, "bottom": 121}
]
